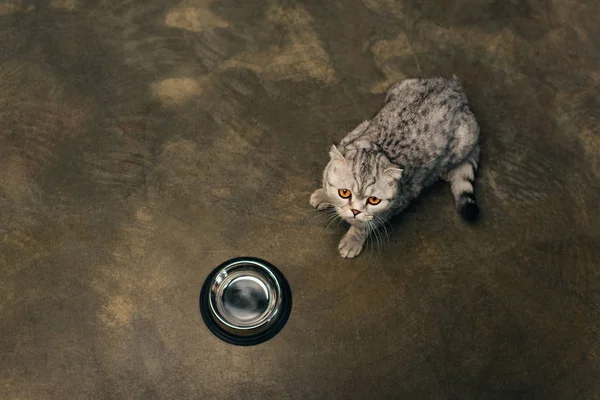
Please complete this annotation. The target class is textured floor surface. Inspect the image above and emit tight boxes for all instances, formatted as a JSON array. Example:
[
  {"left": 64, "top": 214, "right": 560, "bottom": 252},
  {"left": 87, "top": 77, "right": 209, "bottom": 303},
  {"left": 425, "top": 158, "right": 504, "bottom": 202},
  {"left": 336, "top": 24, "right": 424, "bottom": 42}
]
[{"left": 1, "top": 0, "right": 599, "bottom": 399}]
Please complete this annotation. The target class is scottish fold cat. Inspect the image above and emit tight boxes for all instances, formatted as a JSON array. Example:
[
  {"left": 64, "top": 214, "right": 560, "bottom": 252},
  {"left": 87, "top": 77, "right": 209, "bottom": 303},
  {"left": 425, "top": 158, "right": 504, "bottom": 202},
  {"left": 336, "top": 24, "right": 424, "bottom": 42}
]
[{"left": 310, "top": 77, "right": 480, "bottom": 258}]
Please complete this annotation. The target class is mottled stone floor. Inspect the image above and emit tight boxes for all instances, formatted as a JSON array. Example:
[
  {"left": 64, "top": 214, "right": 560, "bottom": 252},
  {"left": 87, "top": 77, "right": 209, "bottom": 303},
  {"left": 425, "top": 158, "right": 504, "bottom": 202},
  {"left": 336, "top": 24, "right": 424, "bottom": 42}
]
[{"left": 1, "top": 0, "right": 599, "bottom": 399}]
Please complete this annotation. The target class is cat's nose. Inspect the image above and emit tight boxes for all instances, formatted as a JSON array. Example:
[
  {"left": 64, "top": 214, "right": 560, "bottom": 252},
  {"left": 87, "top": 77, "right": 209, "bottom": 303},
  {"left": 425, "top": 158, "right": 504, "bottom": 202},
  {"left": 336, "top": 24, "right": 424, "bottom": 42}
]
[{"left": 351, "top": 209, "right": 361, "bottom": 216}]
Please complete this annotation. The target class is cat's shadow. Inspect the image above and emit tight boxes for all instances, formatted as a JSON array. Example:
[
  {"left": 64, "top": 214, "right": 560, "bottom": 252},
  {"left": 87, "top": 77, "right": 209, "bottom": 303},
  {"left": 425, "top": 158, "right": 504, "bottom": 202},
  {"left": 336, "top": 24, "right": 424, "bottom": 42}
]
[
  {"left": 388, "top": 183, "right": 446, "bottom": 229},
  {"left": 387, "top": 179, "right": 483, "bottom": 232}
]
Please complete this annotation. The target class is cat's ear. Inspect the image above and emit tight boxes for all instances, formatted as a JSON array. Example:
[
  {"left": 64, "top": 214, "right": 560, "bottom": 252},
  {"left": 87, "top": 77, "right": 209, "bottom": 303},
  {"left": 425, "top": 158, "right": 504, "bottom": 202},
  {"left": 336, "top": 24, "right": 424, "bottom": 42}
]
[
  {"left": 329, "top": 144, "right": 345, "bottom": 162},
  {"left": 384, "top": 167, "right": 403, "bottom": 180}
]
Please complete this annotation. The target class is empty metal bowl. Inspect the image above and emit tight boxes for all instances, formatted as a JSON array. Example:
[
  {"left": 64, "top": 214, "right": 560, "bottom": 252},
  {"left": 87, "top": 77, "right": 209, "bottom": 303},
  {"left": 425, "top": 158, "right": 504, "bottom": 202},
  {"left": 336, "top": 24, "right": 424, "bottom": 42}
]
[{"left": 199, "top": 257, "right": 292, "bottom": 346}]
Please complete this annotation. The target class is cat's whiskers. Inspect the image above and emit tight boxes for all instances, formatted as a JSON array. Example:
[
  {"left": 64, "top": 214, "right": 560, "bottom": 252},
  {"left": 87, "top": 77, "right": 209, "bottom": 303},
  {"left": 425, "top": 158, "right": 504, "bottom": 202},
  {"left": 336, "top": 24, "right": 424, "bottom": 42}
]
[
  {"left": 373, "top": 222, "right": 382, "bottom": 254},
  {"left": 374, "top": 215, "right": 391, "bottom": 247},
  {"left": 376, "top": 224, "right": 386, "bottom": 255},
  {"left": 314, "top": 211, "right": 338, "bottom": 229},
  {"left": 368, "top": 216, "right": 390, "bottom": 253},
  {"left": 304, "top": 205, "right": 336, "bottom": 225},
  {"left": 318, "top": 210, "right": 343, "bottom": 241},
  {"left": 363, "top": 221, "right": 375, "bottom": 257},
  {"left": 367, "top": 220, "right": 382, "bottom": 254}
]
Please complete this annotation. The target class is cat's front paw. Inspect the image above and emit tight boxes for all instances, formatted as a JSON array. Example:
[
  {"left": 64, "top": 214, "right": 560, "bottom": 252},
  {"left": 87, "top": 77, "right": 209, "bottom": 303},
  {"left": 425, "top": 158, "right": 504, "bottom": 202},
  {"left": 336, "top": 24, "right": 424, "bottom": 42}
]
[
  {"left": 310, "top": 188, "right": 331, "bottom": 211},
  {"left": 338, "top": 228, "right": 366, "bottom": 259}
]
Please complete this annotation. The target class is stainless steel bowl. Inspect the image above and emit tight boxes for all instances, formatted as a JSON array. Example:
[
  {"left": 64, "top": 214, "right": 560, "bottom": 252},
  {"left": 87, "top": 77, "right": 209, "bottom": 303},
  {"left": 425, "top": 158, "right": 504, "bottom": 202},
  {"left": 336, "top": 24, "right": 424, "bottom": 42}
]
[{"left": 200, "top": 257, "right": 292, "bottom": 346}]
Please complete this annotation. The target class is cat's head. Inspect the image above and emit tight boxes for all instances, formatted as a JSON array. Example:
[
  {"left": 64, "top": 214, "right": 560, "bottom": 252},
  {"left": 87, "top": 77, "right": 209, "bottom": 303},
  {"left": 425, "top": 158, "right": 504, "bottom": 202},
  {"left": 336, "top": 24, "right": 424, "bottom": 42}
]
[{"left": 323, "top": 145, "right": 403, "bottom": 226}]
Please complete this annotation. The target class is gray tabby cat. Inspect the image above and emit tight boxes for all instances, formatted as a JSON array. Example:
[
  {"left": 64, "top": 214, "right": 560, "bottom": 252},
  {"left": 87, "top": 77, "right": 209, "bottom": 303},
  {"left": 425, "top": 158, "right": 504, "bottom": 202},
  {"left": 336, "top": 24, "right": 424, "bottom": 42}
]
[{"left": 310, "top": 76, "right": 481, "bottom": 258}]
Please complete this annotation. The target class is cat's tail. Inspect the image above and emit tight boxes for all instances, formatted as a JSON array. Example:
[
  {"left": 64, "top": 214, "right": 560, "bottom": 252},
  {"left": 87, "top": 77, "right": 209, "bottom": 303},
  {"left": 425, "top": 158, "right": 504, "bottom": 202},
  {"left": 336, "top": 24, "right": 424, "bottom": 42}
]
[{"left": 445, "top": 146, "right": 481, "bottom": 221}]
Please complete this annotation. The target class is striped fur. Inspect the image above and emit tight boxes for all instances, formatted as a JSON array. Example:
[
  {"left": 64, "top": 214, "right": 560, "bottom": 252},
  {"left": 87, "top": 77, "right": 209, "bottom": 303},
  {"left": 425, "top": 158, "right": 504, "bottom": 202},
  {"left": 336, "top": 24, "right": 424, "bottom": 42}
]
[
  {"left": 311, "top": 76, "right": 481, "bottom": 258},
  {"left": 445, "top": 146, "right": 480, "bottom": 220}
]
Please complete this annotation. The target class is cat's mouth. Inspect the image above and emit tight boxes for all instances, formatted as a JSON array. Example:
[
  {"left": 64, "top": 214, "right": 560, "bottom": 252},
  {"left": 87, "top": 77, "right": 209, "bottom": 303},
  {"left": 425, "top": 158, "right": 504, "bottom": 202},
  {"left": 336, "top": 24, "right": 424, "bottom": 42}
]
[
  {"left": 334, "top": 207, "right": 369, "bottom": 225},
  {"left": 339, "top": 212, "right": 368, "bottom": 226},
  {"left": 346, "top": 218, "right": 365, "bottom": 227}
]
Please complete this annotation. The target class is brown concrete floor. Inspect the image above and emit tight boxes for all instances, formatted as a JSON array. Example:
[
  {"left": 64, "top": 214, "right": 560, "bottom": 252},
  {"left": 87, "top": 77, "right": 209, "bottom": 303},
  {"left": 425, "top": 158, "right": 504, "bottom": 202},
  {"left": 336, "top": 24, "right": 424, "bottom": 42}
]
[{"left": 1, "top": 0, "right": 599, "bottom": 399}]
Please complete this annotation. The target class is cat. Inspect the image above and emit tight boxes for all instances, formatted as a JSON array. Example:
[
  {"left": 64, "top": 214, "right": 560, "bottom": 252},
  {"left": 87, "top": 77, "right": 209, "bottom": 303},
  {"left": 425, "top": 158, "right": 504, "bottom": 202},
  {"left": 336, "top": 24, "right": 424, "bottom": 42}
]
[{"left": 310, "top": 76, "right": 481, "bottom": 258}]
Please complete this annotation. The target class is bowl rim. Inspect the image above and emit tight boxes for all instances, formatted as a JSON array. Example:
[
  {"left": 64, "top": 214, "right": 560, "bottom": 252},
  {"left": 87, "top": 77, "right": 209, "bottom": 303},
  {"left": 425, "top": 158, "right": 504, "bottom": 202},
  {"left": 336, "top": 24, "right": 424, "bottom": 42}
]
[
  {"left": 199, "top": 256, "right": 292, "bottom": 346},
  {"left": 209, "top": 260, "right": 282, "bottom": 330}
]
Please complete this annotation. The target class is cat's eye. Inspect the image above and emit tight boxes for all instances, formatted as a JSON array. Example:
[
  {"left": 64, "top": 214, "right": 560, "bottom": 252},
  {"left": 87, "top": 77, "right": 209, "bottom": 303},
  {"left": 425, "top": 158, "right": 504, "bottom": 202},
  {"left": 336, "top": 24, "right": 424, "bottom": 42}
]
[
  {"left": 367, "top": 196, "right": 381, "bottom": 205},
  {"left": 338, "top": 189, "right": 351, "bottom": 199}
]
